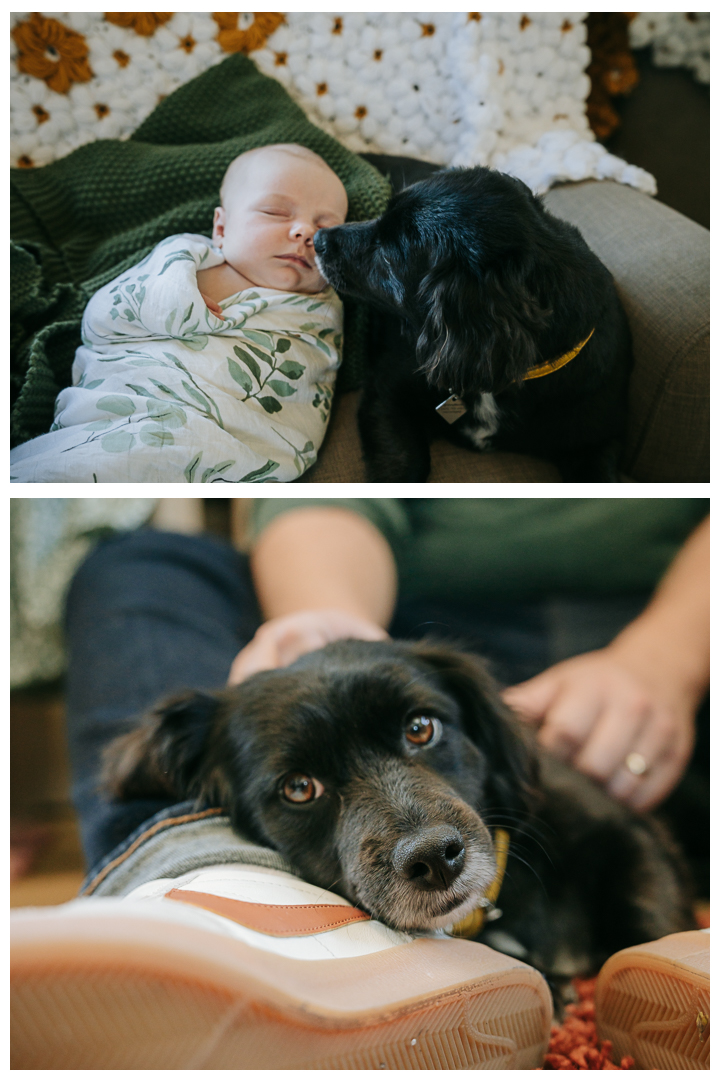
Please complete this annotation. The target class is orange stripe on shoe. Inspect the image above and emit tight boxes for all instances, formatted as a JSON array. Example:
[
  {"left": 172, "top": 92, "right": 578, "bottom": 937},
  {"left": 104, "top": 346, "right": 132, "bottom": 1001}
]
[{"left": 164, "top": 888, "right": 371, "bottom": 936}]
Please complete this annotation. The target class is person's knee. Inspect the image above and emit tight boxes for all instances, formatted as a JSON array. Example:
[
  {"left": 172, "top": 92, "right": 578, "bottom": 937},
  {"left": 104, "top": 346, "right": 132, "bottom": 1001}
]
[
  {"left": 66, "top": 529, "right": 163, "bottom": 615},
  {"left": 65, "top": 527, "right": 252, "bottom": 630}
]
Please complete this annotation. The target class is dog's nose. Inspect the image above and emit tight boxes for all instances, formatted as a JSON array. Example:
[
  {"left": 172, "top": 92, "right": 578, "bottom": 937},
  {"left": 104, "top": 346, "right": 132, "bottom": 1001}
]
[
  {"left": 393, "top": 827, "right": 466, "bottom": 890},
  {"left": 313, "top": 229, "right": 328, "bottom": 254}
]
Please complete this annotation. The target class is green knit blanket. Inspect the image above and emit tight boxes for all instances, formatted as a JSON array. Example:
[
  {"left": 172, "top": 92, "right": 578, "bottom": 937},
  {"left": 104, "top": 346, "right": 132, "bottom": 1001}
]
[{"left": 10, "top": 53, "right": 391, "bottom": 448}]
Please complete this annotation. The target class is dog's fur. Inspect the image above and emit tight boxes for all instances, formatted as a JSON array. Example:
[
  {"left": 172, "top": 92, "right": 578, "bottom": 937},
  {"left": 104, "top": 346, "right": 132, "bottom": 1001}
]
[
  {"left": 313, "top": 167, "right": 633, "bottom": 482},
  {"left": 104, "top": 640, "right": 693, "bottom": 998}
]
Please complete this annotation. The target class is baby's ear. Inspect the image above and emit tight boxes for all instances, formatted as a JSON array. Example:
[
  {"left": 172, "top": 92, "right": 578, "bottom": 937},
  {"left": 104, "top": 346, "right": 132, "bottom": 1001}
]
[{"left": 212, "top": 206, "right": 225, "bottom": 243}]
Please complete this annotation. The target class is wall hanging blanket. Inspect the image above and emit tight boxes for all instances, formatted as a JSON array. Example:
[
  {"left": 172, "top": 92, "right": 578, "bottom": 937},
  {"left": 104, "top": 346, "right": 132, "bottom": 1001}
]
[{"left": 10, "top": 51, "right": 390, "bottom": 448}]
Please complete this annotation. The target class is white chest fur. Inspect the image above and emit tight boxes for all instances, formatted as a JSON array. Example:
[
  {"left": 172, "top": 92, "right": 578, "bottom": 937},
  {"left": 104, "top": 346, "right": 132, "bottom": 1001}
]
[{"left": 466, "top": 393, "right": 501, "bottom": 450}]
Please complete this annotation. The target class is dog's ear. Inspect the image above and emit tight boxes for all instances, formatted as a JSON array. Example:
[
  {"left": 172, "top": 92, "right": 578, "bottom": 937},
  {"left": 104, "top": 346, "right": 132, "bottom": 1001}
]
[
  {"left": 415, "top": 258, "right": 550, "bottom": 393},
  {"left": 408, "top": 641, "right": 539, "bottom": 819},
  {"left": 102, "top": 691, "right": 221, "bottom": 802}
]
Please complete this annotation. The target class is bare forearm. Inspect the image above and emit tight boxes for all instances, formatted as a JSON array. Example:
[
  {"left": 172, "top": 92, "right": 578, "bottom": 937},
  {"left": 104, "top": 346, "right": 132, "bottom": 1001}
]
[
  {"left": 609, "top": 516, "right": 709, "bottom": 705},
  {"left": 250, "top": 506, "right": 398, "bottom": 627}
]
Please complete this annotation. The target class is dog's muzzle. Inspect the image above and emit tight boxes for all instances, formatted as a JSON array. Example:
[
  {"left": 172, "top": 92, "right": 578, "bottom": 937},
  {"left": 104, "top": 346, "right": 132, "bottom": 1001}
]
[
  {"left": 393, "top": 826, "right": 465, "bottom": 890},
  {"left": 312, "top": 229, "right": 337, "bottom": 288},
  {"left": 333, "top": 752, "right": 499, "bottom": 933}
]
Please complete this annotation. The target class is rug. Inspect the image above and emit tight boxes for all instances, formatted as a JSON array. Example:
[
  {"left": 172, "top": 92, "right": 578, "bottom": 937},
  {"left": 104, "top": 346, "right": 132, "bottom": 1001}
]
[
  {"left": 11, "top": 12, "right": 656, "bottom": 196},
  {"left": 541, "top": 978, "right": 634, "bottom": 1071}
]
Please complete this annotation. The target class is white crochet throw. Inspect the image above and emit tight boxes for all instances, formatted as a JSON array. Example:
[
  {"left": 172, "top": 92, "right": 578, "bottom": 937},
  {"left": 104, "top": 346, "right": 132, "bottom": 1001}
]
[{"left": 11, "top": 11, "right": 659, "bottom": 196}]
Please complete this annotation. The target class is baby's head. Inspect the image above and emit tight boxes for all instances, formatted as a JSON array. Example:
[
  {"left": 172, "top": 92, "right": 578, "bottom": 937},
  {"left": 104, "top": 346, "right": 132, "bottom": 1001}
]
[{"left": 213, "top": 144, "right": 348, "bottom": 295}]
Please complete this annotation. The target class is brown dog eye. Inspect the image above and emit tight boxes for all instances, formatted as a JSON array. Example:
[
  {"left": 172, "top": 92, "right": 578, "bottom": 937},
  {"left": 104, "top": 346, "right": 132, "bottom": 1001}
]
[
  {"left": 405, "top": 715, "right": 442, "bottom": 747},
  {"left": 282, "top": 773, "right": 324, "bottom": 803}
]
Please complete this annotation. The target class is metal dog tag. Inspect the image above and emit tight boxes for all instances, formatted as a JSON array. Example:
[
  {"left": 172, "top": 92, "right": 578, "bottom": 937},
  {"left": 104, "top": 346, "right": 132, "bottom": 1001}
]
[{"left": 435, "top": 393, "right": 467, "bottom": 424}]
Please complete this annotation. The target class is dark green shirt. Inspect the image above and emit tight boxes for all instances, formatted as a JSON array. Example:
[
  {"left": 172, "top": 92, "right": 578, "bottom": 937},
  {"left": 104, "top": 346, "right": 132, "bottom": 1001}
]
[{"left": 250, "top": 499, "right": 708, "bottom": 602}]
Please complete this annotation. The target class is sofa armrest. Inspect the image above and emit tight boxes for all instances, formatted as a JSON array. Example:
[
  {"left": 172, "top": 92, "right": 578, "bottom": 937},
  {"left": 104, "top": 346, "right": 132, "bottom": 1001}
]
[{"left": 542, "top": 180, "right": 709, "bottom": 482}]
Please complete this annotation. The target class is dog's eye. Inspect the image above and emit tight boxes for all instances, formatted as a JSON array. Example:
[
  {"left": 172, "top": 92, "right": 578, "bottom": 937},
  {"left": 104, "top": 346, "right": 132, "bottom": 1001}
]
[
  {"left": 282, "top": 772, "right": 324, "bottom": 803},
  {"left": 405, "top": 715, "right": 442, "bottom": 747}
]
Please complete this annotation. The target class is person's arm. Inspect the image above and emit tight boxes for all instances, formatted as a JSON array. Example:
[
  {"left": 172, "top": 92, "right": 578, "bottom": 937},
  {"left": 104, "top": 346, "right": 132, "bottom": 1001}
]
[
  {"left": 503, "top": 516, "right": 709, "bottom": 811},
  {"left": 228, "top": 506, "right": 397, "bottom": 684}
]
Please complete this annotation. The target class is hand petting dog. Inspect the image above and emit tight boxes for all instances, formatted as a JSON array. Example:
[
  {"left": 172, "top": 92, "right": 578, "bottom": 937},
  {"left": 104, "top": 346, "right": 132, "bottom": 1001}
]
[
  {"left": 228, "top": 609, "right": 387, "bottom": 685},
  {"left": 504, "top": 515, "right": 709, "bottom": 812}
]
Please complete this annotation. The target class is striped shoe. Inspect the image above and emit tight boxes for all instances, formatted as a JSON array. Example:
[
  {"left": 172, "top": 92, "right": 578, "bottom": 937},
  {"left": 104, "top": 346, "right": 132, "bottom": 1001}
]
[
  {"left": 12, "top": 862, "right": 553, "bottom": 1070},
  {"left": 595, "top": 929, "right": 710, "bottom": 1070}
]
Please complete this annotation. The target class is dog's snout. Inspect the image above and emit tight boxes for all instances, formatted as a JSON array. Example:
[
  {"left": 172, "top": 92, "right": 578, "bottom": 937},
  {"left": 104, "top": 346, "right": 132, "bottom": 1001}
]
[
  {"left": 393, "top": 826, "right": 466, "bottom": 890},
  {"left": 313, "top": 229, "right": 328, "bottom": 254}
]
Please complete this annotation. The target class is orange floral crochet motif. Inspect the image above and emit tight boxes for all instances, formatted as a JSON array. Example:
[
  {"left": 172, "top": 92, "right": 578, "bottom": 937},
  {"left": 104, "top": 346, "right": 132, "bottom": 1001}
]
[
  {"left": 105, "top": 13, "right": 174, "bottom": 37},
  {"left": 12, "top": 13, "right": 93, "bottom": 94},
  {"left": 213, "top": 13, "right": 285, "bottom": 54}
]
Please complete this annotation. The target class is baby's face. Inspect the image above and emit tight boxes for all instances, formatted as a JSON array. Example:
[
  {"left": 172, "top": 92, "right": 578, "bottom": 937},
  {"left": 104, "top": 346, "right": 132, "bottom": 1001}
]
[{"left": 213, "top": 151, "right": 348, "bottom": 294}]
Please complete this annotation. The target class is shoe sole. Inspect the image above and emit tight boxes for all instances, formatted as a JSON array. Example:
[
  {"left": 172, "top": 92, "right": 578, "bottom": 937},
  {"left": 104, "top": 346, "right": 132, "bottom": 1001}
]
[
  {"left": 595, "top": 929, "right": 710, "bottom": 1070},
  {"left": 12, "top": 907, "right": 552, "bottom": 1069}
]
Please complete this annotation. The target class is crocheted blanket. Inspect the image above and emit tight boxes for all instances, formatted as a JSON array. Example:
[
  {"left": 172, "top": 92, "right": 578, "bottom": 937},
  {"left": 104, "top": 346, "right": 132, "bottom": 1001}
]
[
  {"left": 630, "top": 12, "right": 709, "bottom": 83},
  {"left": 10, "top": 52, "right": 390, "bottom": 447},
  {"left": 11, "top": 12, "right": 657, "bottom": 197}
]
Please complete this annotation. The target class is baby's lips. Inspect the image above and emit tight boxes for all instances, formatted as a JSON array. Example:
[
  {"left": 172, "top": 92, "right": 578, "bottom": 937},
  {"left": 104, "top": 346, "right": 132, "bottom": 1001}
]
[{"left": 279, "top": 253, "right": 312, "bottom": 269}]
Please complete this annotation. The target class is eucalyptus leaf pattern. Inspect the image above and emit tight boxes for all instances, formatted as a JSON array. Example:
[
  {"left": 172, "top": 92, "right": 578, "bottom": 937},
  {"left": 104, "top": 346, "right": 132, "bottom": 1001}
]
[{"left": 10, "top": 233, "right": 343, "bottom": 483}]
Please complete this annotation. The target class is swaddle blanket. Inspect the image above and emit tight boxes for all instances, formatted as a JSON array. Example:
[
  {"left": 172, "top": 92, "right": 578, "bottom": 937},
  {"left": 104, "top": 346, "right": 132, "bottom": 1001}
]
[{"left": 10, "top": 233, "right": 342, "bottom": 483}]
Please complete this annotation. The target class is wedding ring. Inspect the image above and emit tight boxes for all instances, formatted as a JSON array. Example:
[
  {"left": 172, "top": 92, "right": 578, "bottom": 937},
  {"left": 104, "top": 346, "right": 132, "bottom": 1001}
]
[{"left": 625, "top": 752, "right": 648, "bottom": 776}]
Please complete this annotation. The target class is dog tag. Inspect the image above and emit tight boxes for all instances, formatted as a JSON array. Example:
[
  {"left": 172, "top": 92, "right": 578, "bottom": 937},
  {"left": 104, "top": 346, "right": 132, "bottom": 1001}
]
[{"left": 435, "top": 393, "right": 467, "bottom": 424}]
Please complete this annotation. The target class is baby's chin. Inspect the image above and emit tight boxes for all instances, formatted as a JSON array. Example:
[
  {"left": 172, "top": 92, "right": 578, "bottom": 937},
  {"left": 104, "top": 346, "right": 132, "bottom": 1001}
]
[
  {"left": 292, "top": 281, "right": 328, "bottom": 295},
  {"left": 267, "top": 256, "right": 328, "bottom": 294}
]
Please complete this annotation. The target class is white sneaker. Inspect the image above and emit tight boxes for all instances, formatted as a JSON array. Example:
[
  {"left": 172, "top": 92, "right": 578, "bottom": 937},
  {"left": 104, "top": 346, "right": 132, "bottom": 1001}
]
[{"left": 12, "top": 862, "right": 553, "bottom": 1069}]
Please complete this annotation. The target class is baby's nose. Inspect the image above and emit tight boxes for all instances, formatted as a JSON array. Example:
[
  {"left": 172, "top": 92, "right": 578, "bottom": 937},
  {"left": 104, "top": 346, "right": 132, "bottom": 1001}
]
[{"left": 291, "top": 220, "right": 315, "bottom": 244}]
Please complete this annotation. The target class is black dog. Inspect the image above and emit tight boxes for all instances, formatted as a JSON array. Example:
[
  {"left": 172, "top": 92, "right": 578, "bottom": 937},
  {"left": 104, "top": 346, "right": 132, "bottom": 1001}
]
[
  {"left": 314, "top": 167, "right": 633, "bottom": 482},
  {"left": 104, "top": 640, "right": 692, "bottom": 1000}
]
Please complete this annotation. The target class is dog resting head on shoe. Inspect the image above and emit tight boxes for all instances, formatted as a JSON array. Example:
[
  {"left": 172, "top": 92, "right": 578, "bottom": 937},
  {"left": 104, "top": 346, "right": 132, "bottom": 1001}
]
[{"left": 103, "top": 639, "right": 537, "bottom": 933}]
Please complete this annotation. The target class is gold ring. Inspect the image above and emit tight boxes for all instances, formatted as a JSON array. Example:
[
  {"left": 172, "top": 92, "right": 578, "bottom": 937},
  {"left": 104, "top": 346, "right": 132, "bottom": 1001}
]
[{"left": 625, "top": 752, "right": 648, "bottom": 776}]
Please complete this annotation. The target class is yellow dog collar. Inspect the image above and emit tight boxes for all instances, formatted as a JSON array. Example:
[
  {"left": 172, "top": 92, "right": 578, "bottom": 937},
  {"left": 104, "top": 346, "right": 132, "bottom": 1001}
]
[
  {"left": 522, "top": 328, "right": 595, "bottom": 381},
  {"left": 436, "top": 328, "right": 595, "bottom": 423},
  {"left": 450, "top": 828, "right": 510, "bottom": 939}
]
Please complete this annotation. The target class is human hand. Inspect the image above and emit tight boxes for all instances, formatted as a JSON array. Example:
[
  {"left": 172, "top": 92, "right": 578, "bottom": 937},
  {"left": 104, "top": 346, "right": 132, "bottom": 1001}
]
[
  {"left": 228, "top": 608, "right": 388, "bottom": 686},
  {"left": 201, "top": 293, "right": 224, "bottom": 319},
  {"left": 501, "top": 647, "right": 696, "bottom": 812}
]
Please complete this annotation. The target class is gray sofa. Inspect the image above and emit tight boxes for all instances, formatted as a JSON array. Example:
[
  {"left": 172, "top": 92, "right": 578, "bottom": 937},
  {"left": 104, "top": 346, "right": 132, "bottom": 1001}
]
[{"left": 300, "top": 178, "right": 709, "bottom": 483}]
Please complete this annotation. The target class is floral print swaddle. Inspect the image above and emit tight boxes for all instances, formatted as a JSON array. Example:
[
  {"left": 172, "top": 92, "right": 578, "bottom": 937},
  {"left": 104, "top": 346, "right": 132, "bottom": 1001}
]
[{"left": 10, "top": 233, "right": 343, "bottom": 483}]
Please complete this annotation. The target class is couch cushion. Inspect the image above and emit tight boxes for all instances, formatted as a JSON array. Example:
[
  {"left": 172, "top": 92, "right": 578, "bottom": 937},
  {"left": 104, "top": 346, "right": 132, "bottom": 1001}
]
[
  {"left": 300, "top": 392, "right": 561, "bottom": 483},
  {"left": 543, "top": 180, "right": 709, "bottom": 482}
]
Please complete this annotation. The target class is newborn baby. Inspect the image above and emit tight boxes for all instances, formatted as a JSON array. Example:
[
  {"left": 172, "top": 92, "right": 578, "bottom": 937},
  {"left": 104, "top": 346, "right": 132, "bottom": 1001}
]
[{"left": 11, "top": 144, "right": 347, "bottom": 483}]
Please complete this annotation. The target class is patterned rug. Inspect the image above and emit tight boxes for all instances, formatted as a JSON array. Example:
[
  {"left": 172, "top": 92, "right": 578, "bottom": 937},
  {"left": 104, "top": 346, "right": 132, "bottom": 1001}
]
[
  {"left": 541, "top": 977, "right": 634, "bottom": 1071},
  {"left": 11, "top": 11, "right": 657, "bottom": 196}
]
